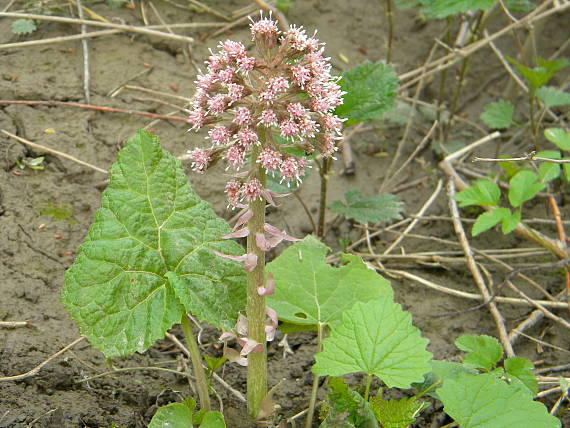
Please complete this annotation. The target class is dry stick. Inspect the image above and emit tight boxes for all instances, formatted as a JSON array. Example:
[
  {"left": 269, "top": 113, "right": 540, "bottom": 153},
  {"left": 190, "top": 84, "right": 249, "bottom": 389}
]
[
  {"left": 382, "top": 121, "right": 438, "bottom": 192},
  {"left": 0, "top": 320, "right": 31, "bottom": 328},
  {"left": 186, "top": 0, "right": 230, "bottom": 21},
  {"left": 0, "top": 23, "right": 224, "bottom": 50},
  {"left": 547, "top": 196, "right": 570, "bottom": 312},
  {"left": 513, "top": 330, "right": 570, "bottom": 355},
  {"left": 1, "top": 129, "right": 108, "bottom": 174},
  {"left": 447, "top": 179, "right": 515, "bottom": 356},
  {"left": 380, "top": 43, "right": 437, "bottom": 193},
  {"left": 383, "top": 178, "right": 443, "bottom": 255},
  {"left": 107, "top": 68, "right": 154, "bottom": 97},
  {"left": 121, "top": 85, "right": 192, "bottom": 102},
  {"left": 474, "top": 155, "right": 570, "bottom": 164},
  {"left": 383, "top": 268, "right": 567, "bottom": 309},
  {"left": 397, "top": 0, "right": 569, "bottom": 91},
  {"left": 0, "top": 100, "right": 188, "bottom": 123},
  {"left": 0, "top": 12, "right": 195, "bottom": 43},
  {"left": 209, "top": 15, "right": 249, "bottom": 39},
  {"left": 0, "top": 337, "right": 85, "bottom": 382},
  {"left": 75, "top": 0, "right": 90, "bottom": 104},
  {"left": 165, "top": 332, "right": 247, "bottom": 403}
]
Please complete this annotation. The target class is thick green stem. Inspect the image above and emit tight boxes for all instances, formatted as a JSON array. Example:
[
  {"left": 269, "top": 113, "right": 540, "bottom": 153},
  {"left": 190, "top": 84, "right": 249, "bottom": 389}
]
[
  {"left": 317, "top": 158, "right": 331, "bottom": 238},
  {"left": 180, "top": 314, "right": 211, "bottom": 412},
  {"left": 246, "top": 149, "right": 267, "bottom": 419},
  {"left": 305, "top": 323, "right": 325, "bottom": 428}
]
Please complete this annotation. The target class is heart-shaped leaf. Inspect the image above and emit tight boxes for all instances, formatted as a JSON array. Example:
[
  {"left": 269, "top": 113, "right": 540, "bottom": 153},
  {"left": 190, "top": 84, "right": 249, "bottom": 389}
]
[{"left": 62, "top": 130, "right": 246, "bottom": 358}]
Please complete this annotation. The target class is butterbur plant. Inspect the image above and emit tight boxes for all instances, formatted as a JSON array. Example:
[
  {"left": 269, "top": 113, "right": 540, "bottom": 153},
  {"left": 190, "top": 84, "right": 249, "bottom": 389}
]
[
  {"left": 62, "top": 11, "right": 344, "bottom": 425},
  {"left": 185, "top": 12, "right": 344, "bottom": 418}
]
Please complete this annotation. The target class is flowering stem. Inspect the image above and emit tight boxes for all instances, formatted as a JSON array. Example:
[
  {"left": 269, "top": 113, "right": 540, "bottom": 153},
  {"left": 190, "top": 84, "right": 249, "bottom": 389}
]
[
  {"left": 246, "top": 151, "right": 268, "bottom": 418},
  {"left": 180, "top": 313, "right": 211, "bottom": 412}
]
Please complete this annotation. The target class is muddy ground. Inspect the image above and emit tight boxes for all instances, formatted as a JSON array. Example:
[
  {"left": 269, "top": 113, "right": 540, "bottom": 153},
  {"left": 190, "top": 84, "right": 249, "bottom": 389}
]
[{"left": 1, "top": 0, "right": 569, "bottom": 426}]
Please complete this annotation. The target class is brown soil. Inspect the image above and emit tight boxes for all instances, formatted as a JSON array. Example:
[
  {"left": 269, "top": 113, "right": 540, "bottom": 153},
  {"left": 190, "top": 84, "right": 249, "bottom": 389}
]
[{"left": 1, "top": 1, "right": 569, "bottom": 427}]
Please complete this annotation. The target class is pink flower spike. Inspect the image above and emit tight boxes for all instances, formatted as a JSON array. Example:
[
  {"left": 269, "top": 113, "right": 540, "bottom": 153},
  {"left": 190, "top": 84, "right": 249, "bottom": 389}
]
[
  {"left": 241, "top": 178, "right": 263, "bottom": 202},
  {"left": 212, "top": 250, "right": 258, "bottom": 272},
  {"left": 222, "top": 228, "right": 249, "bottom": 239},
  {"left": 259, "top": 109, "right": 278, "bottom": 126},
  {"left": 219, "top": 331, "right": 236, "bottom": 341},
  {"left": 233, "top": 107, "right": 252, "bottom": 126},
  {"left": 238, "top": 338, "right": 264, "bottom": 356},
  {"left": 257, "top": 273, "right": 275, "bottom": 297},
  {"left": 264, "top": 223, "right": 301, "bottom": 242},
  {"left": 233, "top": 209, "right": 253, "bottom": 230}
]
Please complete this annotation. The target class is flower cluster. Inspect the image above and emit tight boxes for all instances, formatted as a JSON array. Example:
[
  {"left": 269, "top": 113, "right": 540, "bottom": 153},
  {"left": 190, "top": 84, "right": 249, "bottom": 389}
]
[{"left": 186, "top": 12, "right": 345, "bottom": 207}]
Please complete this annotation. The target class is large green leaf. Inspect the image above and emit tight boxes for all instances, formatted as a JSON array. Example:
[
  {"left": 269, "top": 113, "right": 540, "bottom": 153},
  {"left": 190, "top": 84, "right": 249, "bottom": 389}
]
[
  {"left": 425, "top": 0, "right": 494, "bottom": 18},
  {"left": 480, "top": 99, "right": 514, "bottom": 129},
  {"left": 62, "top": 130, "right": 246, "bottom": 358},
  {"left": 266, "top": 236, "right": 392, "bottom": 327},
  {"left": 545, "top": 128, "right": 570, "bottom": 151},
  {"left": 335, "top": 61, "right": 398, "bottom": 126},
  {"left": 455, "top": 335, "right": 503, "bottom": 370},
  {"left": 438, "top": 373, "right": 561, "bottom": 428},
  {"left": 149, "top": 398, "right": 195, "bottom": 428},
  {"left": 508, "top": 170, "right": 545, "bottom": 208},
  {"left": 312, "top": 299, "right": 432, "bottom": 388},
  {"left": 329, "top": 190, "right": 404, "bottom": 225}
]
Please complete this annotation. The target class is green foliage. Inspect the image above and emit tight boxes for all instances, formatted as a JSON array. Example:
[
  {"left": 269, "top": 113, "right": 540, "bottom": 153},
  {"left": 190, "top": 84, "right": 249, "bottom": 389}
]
[
  {"left": 329, "top": 190, "right": 404, "bottom": 225},
  {"left": 267, "top": 236, "right": 392, "bottom": 327},
  {"left": 312, "top": 299, "right": 432, "bottom": 388},
  {"left": 275, "top": 0, "right": 293, "bottom": 12},
  {"left": 149, "top": 398, "right": 195, "bottom": 428},
  {"left": 472, "top": 208, "right": 520, "bottom": 236},
  {"left": 480, "top": 99, "right": 515, "bottom": 129},
  {"left": 545, "top": 128, "right": 570, "bottom": 151},
  {"left": 204, "top": 355, "right": 227, "bottom": 373},
  {"left": 369, "top": 396, "right": 429, "bottom": 428},
  {"left": 335, "top": 61, "right": 398, "bottom": 126},
  {"left": 454, "top": 180, "right": 500, "bottom": 207},
  {"left": 395, "top": 0, "right": 532, "bottom": 18},
  {"left": 508, "top": 170, "right": 545, "bottom": 208},
  {"left": 536, "top": 86, "right": 570, "bottom": 108},
  {"left": 61, "top": 130, "right": 246, "bottom": 358},
  {"left": 504, "top": 356, "right": 538, "bottom": 396},
  {"left": 320, "top": 378, "right": 379, "bottom": 428},
  {"left": 105, "top": 0, "right": 127, "bottom": 8},
  {"left": 17, "top": 156, "right": 45, "bottom": 170},
  {"left": 11, "top": 19, "right": 37, "bottom": 35},
  {"left": 455, "top": 335, "right": 503, "bottom": 370},
  {"left": 148, "top": 398, "right": 225, "bottom": 428},
  {"left": 508, "top": 57, "right": 570, "bottom": 91},
  {"left": 537, "top": 151, "right": 561, "bottom": 183},
  {"left": 438, "top": 372, "right": 560, "bottom": 427}
]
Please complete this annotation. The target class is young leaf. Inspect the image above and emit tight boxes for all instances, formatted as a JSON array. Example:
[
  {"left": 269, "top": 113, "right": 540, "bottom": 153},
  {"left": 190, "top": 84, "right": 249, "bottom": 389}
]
[
  {"left": 499, "top": 155, "right": 523, "bottom": 179},
  {"left": 438, "top": 373, "right": 561, "bottom": 428},
  {"left": 508, "top": 170, "right": 545, "bottom": 208},
  {"left": 313, "top": 299, "right": 432, "bottom": 388},
  {"left": 480, "top": 99, "right": 514, "bottom": 129},
  {"left": 203, "top": 355, "right": 227, "bottom": 372},
  {"left": 504, "top": 356, "right": 538, "bottom": 396},
  {"left": 454, "top": 180, "right": 500, "bottom": 207},
  {"left": 369, "top": 396, "right": 429, "bottom": 428},
  {"left": 545, "top": 128, "right": 570, "bottom": 151},
  {"left": 11, "top": 19, "right": 37, "bottom": 35},
  {"left": 148, "top": 398, "right": 195, "bottom": 428},
  {"left": 508, "top": 57, "right": 569, "bottom": 90},
  {"left": 335, "top": 61, "right": 398, "bottom": 126},
  {"left": 455, "top": 334, "right": 503, "bottom": 370},
  {"left": 62, "top": 130, "right": 246, "bottom": 358},
  {"left": 537, "top": 150, "right": 561, "bottom": 183},
  {"left": 472, "top": 208, "right": 511, "bottom": 237},
  {"left": 199, "top": 411, "right": 226, "bottom": 427},
  {"left": 266, "top": 236, "right": 392, "bottom": 327},
  {"left": 329, "top": 190, "right": 404, "bottom": 225},
  {"left": 536, "top": 86, "right": 570, "bottom": 108},
  {"left": 501, "top": 209, "right": 520, "bottom": 235},
  {"left": 320, "top": 378, "right": 379, "bottom": 428}
]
